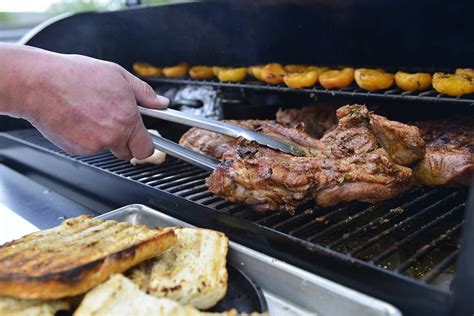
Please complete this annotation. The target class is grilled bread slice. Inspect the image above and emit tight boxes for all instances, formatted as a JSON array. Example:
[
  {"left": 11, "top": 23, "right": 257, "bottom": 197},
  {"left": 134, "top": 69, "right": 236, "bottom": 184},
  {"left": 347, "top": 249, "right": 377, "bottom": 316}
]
[
  {"left": 0, "top": 296, "right": 70, "bottom": 316},
  {"left": 128, "top": 228, "right": 228, "bottom": 309},
  {"left": 74, "top": 274, "right": 236, "bottom": 316},
  {"left": 0, "top": 215, "right": 176, "bottom": 299}
]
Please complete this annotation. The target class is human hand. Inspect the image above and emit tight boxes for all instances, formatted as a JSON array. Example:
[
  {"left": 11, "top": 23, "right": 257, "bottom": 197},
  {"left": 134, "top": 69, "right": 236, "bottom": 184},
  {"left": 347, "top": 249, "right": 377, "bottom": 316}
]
[{"left": 16, "top": 50, "right": 168, "bottom": 160}]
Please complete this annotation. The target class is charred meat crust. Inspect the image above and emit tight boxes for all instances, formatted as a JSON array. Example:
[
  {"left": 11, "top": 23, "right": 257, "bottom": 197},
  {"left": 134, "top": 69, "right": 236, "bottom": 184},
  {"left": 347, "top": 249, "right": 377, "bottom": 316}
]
[
  {"left": 207, "top": 145, "right": 413, "bottom": 214},
  {"left": 206, "top": 105, "right": 420, "bottom": 213},
  {"left": 179, "top": 119, "right": 326, "bottom": 159}
]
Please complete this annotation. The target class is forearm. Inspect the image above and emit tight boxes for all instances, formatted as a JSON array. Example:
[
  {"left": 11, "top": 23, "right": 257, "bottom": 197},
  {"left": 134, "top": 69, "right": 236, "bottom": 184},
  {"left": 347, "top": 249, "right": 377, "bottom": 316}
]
[{"left": 0, "top": 43, "right": 50, "bottom": 119}]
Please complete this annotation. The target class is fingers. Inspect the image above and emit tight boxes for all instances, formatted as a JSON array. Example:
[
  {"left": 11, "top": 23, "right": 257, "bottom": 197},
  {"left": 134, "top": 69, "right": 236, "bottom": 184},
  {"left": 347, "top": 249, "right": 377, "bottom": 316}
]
[
  {"left": 123, "top": 71, "right": 169, "bottom": 109},
  {"left": 127, "top": 117, "right": 155, "bottom": 160},
  {"left": 110, "top": 142, "right": 132, "bottom": 161}
]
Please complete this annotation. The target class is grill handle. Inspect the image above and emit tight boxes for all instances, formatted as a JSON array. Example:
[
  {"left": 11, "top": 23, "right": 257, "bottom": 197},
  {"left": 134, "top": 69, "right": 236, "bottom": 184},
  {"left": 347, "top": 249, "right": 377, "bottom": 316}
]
[{"left": 149, "top": 133, "right": 218, "bottom": 171}]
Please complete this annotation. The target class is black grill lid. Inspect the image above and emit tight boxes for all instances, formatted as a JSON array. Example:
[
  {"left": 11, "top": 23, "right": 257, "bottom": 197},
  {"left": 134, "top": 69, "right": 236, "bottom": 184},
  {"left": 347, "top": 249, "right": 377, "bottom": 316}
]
[{"left": 23, "top": 1, "right": 474, "bottom": 70}]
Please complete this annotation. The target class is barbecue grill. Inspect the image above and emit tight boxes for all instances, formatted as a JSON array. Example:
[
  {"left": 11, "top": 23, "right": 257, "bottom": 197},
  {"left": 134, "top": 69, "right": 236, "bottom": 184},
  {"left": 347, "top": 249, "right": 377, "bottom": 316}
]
[{"left": 1, "top": 1, "right": 473, "bottom": 315}]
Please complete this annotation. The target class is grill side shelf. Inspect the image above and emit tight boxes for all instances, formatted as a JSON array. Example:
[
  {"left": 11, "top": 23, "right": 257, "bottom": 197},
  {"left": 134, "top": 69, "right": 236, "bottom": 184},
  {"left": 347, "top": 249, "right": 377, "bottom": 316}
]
[{"left": 0, "top": 129, "right": 463, "bottom": 316}]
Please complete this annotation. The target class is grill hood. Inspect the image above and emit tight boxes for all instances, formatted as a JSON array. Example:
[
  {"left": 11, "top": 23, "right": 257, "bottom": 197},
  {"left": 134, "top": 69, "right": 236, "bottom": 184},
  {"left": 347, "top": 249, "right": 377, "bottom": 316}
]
[{"left": 22, "top": 1, "right": 474, "bottom": 72}]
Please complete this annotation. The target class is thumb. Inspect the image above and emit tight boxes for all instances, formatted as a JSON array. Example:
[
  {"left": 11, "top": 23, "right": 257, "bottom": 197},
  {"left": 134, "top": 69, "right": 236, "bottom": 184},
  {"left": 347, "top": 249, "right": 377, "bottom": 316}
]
[{"left": 124, "top": 71, "right": 169, "bottom": 109}]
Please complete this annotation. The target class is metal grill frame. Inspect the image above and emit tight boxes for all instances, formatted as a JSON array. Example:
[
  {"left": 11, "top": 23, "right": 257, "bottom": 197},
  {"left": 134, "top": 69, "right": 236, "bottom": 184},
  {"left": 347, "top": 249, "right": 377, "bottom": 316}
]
[
  {"left": 145, "top": 77, "right": 474, "bottom": 106},
  {"left": 1, "top": 130, "right": 471, "bottom": 315}
]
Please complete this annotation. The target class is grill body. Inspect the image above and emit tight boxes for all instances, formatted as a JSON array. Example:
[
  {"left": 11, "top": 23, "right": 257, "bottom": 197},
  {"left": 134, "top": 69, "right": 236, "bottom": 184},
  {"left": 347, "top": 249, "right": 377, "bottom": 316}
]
[{"left": 0, "top": 129, "right": 471, "bottom": 316}]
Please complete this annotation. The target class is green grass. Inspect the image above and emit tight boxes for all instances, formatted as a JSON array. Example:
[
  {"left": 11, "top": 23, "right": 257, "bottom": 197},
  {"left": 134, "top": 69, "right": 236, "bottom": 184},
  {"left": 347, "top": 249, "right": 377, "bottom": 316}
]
[
  {"left": 48, "top": 0, "right": 173, "bottom": 15},
  {"left": 0, "top": 12, "right": 14, "bottom": 23}
]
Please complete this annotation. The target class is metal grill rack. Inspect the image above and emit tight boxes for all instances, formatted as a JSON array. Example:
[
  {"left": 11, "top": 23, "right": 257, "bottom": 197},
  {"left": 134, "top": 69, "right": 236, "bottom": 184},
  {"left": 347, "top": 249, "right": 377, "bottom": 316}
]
[
  {"left": 4, "top": 129, "right": 466, "bottom": 293},
  {"left": 145, "top": 77, "right": 474, "bottom": 105}
]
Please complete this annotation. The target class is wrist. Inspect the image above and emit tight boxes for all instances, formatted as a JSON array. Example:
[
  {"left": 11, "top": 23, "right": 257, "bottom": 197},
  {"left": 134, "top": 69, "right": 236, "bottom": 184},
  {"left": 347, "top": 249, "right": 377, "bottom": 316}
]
[{"left": 0, "top": 44, "right": 51, "bottom": 120}]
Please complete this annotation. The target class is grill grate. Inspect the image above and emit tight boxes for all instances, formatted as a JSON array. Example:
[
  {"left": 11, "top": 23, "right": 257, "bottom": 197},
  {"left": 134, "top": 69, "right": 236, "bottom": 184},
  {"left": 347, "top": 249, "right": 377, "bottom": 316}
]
[
  {"left": 146, "top": 77, "right": 474, "bottom": 105},
  {"left": 5, "top": 129, "right": 468, "bottom": 291}
]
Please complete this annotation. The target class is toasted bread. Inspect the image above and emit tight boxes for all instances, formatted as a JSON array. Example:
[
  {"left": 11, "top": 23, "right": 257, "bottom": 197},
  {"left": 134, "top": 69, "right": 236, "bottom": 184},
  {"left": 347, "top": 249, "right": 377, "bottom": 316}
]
[
  {"left": 128, "top": 228, "right": 228, "bottom": 309},
  {"left": 74, "top": 274, "right": 236, "bottom": 316},
  {"left": 0, "top": 216, "right": 176, "bottom": 299},
  {"left": 0, "top": 296, "right": 70, "bottom": 316}
]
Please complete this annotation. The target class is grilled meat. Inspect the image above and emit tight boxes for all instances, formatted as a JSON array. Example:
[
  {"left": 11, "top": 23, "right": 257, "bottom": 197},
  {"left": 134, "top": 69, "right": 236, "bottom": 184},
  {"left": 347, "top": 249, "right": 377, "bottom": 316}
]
[
  {"left": 326, "top": 105, "right": 425, "bottom": 164},
  {"left": 179, "top": 103, "right": 427, "bottom": 212},
  {"left": 275, "top": 105, "right": 472, "bottom": 186},
  {"left": 180, "top": 104, "right": 425, "bottom": 166},
  {"left": 0, "top": 216, "right": 176, "bottom": 299},
  {"left": 315, "top": 104, "right": 425, "bottom": 164},
  {"left": 369, "top": 112, "right": 426, "bottom": 165},
  {"left": 179, "top": 120, "right": 270, "bottom": 159},
  {"left": 275, "top": 104, "right": 337, "bottom": 138},
  {"left": 207, "top": 145, "right": 412, "bottom": 213},
  {"left": 179, "top": 103, "right": 338, "bottom": 157},
  {"left": 413, "top": 148, "right": 473, "bottom": 186},
  {"left": 415, "top": 119, "right": 473, "bottom": 150},
  {"left": 206, "top": 105, "right": 420, "bottom": 213},
  {"left": 179, "top": 119, "right": 325, "bottom": 159},
  {"left": 413, "top": 119, "right": 474, "bottom": 186},
  {"left": 274, "top": 105, "right": 472, "bottom": 185},
  {"left": 180, "top": 126, "right": 235, "bottom": 159}
]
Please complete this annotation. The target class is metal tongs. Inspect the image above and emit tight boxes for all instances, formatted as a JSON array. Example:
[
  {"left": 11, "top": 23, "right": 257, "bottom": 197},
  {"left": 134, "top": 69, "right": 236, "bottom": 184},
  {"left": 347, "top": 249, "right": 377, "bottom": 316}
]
[{"left": 138, "top": 106, "right": 304, "bottom": 171}]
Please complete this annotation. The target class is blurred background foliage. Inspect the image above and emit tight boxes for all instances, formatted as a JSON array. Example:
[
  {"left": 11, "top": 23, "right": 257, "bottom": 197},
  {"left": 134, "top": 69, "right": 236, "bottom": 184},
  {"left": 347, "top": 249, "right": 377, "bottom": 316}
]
[
  {"left": 0, "top": 12, "right": 14, "bottom": 23},
  {"left": 47, "top": 0, "right": 172, "bottom": 15},
  {"left": 0, "top": 0, "right": 174, "bottom": 24},
  {"left": 0, "top": 0, "right": 175, "bottom": 42}
]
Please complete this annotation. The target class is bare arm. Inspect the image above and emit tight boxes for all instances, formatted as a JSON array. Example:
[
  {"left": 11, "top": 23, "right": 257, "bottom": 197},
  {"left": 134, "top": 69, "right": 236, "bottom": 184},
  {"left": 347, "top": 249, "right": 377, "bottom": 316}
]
[{"left": 0, "top": 43, "right": 168, "bottom": 160}]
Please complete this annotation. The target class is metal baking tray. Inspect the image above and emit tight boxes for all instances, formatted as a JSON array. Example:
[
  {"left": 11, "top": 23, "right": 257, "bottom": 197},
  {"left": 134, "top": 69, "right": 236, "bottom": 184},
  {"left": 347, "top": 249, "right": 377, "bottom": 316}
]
[{"left": 98, "top": 204, "right": 402, "bottom": 316}]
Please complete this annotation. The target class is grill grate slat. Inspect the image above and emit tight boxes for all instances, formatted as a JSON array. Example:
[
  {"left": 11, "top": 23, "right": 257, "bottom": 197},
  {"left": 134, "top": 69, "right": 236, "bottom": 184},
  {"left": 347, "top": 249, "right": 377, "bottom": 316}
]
[
  {"left": 307, "top": 204, "right": 379, "bottom": 243},
  {"left": 109, "top": 165, "right": 143, "bottom": 174},
  {"left": 105, "top": 163, "right": 135, "bottom": 172},
  {"left": 159, "top": 174, "right": 209, "bottom": 191},
  {"left": 422, "top": 250, "right": 460, "bottom": 283},
  {"left": 370, "top": 203, "right": 465, "bottom": 264},
  {"left": 79, "top": 152, "right": 114, "bottom": 163},
  {"left": 206, "top": 199, "right": 232, "bottom": 209},
  {"left": 177, "top": 184, "right": 209, "bottom": 198},
  {"left": 349, "top": 192, "right": 461, "bottom": 257},
  {"left": 96, "top": 160, "right": 130, "bottom": 170},
  {"left": 272, "top": 209, "right": 316, "bottom": 232},
  {"left": 145, "top": 168, "right": 203, "bottom": 186},
  {"left": 327, "top": 189, "right": 453, "bottom": 250},
  {"left": 89, "top": 157, "right": 119, "bottom": 166},
  {"left": 287, "top": 204, "right": 359, "bottom": 237},
  {"left": 124, "top": 162, "right": 182, "bottom": 178},
  {"left": 397, "top": 222, "right": 463, "bottom": 273},
  {"left": 218, "top": 204, "right": 247, "bottom": 215}
]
